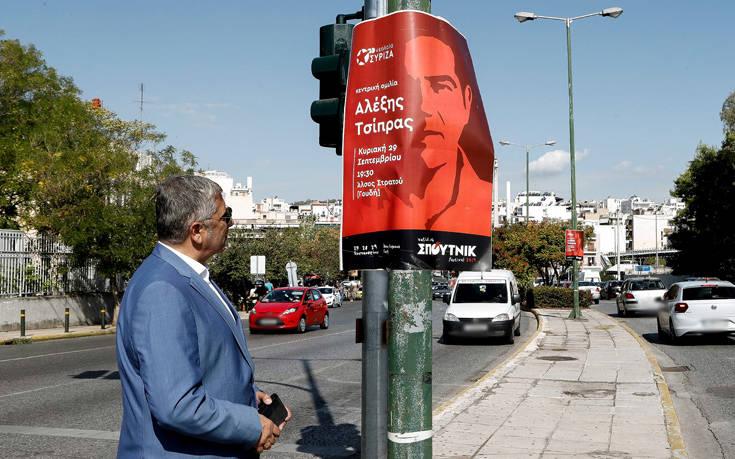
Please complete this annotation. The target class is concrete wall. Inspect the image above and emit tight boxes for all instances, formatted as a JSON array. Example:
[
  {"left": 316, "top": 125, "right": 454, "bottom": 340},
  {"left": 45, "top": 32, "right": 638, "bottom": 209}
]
[{"left": 0, "top": 294, "right": 114, "bottom": 331}]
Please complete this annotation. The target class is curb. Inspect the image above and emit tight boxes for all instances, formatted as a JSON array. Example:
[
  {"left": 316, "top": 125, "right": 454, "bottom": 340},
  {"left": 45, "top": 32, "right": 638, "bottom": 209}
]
[
  {"left": 600, "top": 311, "right": 689, "bottom": 458},
  {"left": 432, "top": 309, "right": 543, "bottom": 417},
  {"left": 1, "top": 328, "right": 116, "bottom": 345}
]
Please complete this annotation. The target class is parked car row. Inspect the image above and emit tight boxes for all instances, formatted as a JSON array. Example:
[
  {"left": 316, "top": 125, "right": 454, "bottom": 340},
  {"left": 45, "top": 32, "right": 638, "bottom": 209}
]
[{"left": 609, "top": 276, "right": 735, "bottom": 344}]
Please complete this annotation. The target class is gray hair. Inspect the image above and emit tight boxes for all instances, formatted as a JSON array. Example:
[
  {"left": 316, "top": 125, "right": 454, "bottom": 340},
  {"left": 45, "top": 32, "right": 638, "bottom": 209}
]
[{"left": 155, "top": 175, "right": 222, "bottom": 244}]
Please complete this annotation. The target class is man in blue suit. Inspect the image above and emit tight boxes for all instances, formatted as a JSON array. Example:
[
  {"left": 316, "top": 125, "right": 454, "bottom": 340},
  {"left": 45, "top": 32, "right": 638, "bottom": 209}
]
[{"left": 116, "top": 175, "right": 289, "bottom": 457}]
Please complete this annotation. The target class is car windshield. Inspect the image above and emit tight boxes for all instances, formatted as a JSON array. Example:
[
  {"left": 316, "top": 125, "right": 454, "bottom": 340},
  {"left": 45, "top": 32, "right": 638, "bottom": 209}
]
[
  {"left": 318, "top": 288, "right": 333, "bottom": 294},
  {"left": 631, "top": 280, "right": 665, "bottom": 290},
  {"left": 682, "top": 286, "right": 735, "bottom": 300},
  {"left": 453, "top": 283, "right": 507, "bottom": 304},
  {"left": 261, "top": 289, "right": 303, "bottom": 303}
]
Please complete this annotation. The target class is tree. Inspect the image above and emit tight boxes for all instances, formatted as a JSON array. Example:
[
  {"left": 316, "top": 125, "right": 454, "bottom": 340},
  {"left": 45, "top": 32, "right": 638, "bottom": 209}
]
[
  {"left": 721, "top": 90, "right": 735, "bottom": 136},
  {"left": 668, "top": 137, "right": 735, "bottom": 280},
  {"left": 493, "top": 220, "right": 594, "bottom": 290},
  {"left": 1, "top": 35, "right": 197, "bottom": 323},
  {"left": 209, "top": 221, "right": 340, "bottom": 304}
]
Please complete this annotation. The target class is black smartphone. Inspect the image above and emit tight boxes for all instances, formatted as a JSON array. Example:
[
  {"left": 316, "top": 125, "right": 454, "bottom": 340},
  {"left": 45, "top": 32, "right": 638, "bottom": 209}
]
[{"left": 258, "top": 393, "right": 288, "bottom": 425}]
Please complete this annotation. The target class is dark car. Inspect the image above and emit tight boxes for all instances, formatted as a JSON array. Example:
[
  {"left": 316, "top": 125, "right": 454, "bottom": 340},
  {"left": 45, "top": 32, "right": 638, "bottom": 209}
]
[
  {"left": 602, "top": 280, "right": 623, "bottom": 300},
  {"left": 433, "top": 286, "right": 451, "bottom": 300}
]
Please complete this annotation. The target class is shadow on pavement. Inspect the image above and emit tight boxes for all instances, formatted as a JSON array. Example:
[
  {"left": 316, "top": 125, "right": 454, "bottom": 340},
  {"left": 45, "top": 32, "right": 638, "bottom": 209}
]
[{"left": 297, "top": 360, "right": 360, "bottom": 458}]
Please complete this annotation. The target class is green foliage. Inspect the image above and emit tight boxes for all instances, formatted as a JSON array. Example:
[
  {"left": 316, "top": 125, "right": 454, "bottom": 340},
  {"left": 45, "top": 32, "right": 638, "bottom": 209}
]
[
  {"left": 492, "top": 221, "right": 594, "bottom": 291},
  {"left": 721, "top": 90, "right": 735, "bottom": 135},
  {"left": 209, "top": 221, "right": 340, "bottom": 303},
  {"left": 1, "top": 36, "right": 197, "bottom": 304},
  {"left": 669, "top": 133, "right": 735, "bottom": 280},
  {"left": 528, "top": 286, "right": 592, "bottom": 309}
]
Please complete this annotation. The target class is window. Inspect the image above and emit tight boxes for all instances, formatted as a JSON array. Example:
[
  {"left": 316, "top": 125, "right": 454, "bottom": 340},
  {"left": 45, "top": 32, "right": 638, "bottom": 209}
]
[
  {"left": 262, "top": 289, "right": 302, "bottom": 303},
  {"left": 683, "top": 286, "right": 735, "bottom": 301},
  {"left": 453, "top": 282, "right": 508, "bottom": 304},
  {"left": 312, "top": 290, "right": 322, "bottom": 300}
]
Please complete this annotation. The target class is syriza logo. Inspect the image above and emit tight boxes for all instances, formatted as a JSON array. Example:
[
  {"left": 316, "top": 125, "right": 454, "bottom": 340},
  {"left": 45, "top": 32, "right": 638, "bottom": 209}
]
[
  {"left": 356, "top": 43, "right": 394, "bottom": 66},
  {"left": 417, "top": 241, "right": 477, "bottom": 257}
]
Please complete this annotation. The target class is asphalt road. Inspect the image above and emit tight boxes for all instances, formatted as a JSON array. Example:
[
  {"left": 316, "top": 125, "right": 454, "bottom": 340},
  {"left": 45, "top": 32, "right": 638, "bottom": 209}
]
[
  {"left": 593, "top": 298, "right": 735, "bottom": 458},
  {"left": 0, "top": 300, "right": 537, "bottom": 458}
]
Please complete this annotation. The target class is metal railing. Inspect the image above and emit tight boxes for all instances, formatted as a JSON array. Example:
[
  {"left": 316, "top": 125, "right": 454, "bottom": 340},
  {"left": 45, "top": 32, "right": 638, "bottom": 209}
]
[{"left": 0, "top": 230, "right": 105, "bottom": 296}]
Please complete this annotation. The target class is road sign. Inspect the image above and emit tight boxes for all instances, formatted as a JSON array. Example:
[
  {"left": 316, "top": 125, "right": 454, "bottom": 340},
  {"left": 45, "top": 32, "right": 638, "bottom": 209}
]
[
  {"left": 286, "top": 261, "right": 298, "bottom": 287},
  {"left": 250, "top": 255, "right": 266, "bottom": 275},
  {"left": 635, "top": 265, "right": 652, "bottom": 272}
]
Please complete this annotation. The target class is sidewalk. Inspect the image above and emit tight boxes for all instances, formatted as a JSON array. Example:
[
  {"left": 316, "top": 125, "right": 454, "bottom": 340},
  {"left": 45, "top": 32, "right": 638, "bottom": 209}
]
[
  {"left": 0, "top": 311, "right": 251, "bottom": 344},
  {"left": 432, "top": 308, "right": 687, "bottom": 458}
]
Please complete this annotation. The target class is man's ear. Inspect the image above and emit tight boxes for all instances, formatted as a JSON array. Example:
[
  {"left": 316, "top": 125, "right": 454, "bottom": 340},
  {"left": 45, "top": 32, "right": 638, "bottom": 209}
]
[
  {"left": 463, "top": 85, "right": 473, "bottom": 111},
  {"left": 189, "top": 222, "right": 207, "bottom": 246}
]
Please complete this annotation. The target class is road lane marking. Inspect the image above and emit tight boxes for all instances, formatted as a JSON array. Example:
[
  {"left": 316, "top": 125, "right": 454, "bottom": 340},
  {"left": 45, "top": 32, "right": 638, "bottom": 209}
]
[
  {"left": 249, "top": 330, "right": 353, "bottom": 352},
  {"left": 0, "top": 425, "right": 119, "bottom": 441},
  {"left": 0, "top": 381, "right": 83, "bottom": 399},
  {"left": 0, "top": 346, "right": 116, "bottom": 363}
]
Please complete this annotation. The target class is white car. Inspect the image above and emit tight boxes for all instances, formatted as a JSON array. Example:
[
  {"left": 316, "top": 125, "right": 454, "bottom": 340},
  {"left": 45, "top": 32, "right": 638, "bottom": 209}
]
[
  {"left": 577, "top": 281, "right": 601, "bottom": 304},
  {"left": 616, "top": 277, "right": 667, "bottom": 316},
  {"left": 317, "top": 286, "right": 341, "bottom": 308},
  {"left": 442, "top": 270, "right": 522, "bottom": 344},
  {"left": 657, "top": 280, "right": 735, "bottom": 343}
]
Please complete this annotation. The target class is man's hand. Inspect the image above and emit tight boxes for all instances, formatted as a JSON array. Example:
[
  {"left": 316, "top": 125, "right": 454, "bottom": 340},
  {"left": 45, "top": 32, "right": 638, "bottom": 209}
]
[
  {"left": 256, "top": 391, "right": 292, "bottom": 431},
  {"left": 255, "top": 415, "right": 279, "bottom": 453}
]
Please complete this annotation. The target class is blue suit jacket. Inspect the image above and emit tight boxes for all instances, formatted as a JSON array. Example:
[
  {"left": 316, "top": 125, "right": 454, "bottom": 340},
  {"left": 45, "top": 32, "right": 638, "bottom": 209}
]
[{"left": 116, "top": 244, "right": 261, "bottom": 458}]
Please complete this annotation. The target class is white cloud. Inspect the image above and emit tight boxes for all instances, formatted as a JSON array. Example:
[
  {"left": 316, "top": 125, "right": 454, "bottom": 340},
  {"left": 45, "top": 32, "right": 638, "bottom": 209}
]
[
  {"left": 529, "top": 149, "right": 569, "bottom": 175},
  {"left": 613, "top": 160, "right": 632, "bottom": 172}
]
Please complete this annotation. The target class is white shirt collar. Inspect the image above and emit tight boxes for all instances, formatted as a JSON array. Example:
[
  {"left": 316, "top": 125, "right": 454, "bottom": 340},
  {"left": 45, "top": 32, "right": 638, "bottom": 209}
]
[{"left": 158, "top": 242, "right": 209, "bottom": 282}]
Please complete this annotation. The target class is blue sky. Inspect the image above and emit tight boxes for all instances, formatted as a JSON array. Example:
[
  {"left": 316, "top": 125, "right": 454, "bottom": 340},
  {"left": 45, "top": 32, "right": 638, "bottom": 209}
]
[{"left": 3, "top": 1, "right": 733, "bottom": 204}]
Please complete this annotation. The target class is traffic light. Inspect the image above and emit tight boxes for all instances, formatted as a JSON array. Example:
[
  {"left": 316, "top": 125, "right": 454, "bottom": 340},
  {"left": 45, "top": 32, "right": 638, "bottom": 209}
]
[{"left": 310, "top": 20, "right": 355, "bottom": 155}]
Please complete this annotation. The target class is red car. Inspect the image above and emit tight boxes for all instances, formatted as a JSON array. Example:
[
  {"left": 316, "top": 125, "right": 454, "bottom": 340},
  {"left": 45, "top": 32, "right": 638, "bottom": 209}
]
[{"left": 248, "top": 287, "right": 329, "bottom": 333}]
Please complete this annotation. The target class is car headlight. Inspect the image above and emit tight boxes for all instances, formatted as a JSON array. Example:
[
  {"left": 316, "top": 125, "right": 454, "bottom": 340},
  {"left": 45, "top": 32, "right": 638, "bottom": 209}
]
[
  {"left": 444, "top": 313, "right": 459, "bottom": 322},
  {"left": 251, "top": 307, "right": 256, "bottom": 315},
  {"left": 282, "top": 307, "right": 298, "bottom": 315},
  {"left": 492, "top": 313, "right": 510, "bottom": 322}
]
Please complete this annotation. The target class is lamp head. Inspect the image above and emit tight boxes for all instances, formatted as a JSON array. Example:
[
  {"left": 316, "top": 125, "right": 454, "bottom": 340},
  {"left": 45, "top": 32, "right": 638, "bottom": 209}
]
[
  {"left": 499, "top": 140, "right": 511, "bottom": 146},
  {"left": 545, "top": 140, "right": 557, "bottom": 146},
  {"left": 514, "top": 11, "right": 536, "bottom": 23},
  {"left": 601, "top": 7, "right": 623, "bottom": 18}
]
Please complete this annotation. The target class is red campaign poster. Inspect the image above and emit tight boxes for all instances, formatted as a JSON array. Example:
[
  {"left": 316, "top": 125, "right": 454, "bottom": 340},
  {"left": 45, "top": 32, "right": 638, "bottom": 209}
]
[
  {"left": 341, "top": 11, "right": 494, "bottom": 270},
  {"left": 565, "top": 230, "right": 584, "bottom": 261}
]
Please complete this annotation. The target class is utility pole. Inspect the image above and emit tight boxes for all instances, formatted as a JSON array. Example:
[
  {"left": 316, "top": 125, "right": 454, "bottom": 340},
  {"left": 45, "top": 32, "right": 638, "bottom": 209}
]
[
  {"left": 384, "top": 2, "right": 433, "bottom": 457},
  {"left": 654, "top": 213, "right": 659, "bottom": 270},
  {"left": 615, "top": 211, "right": 621, "bottom": 281}
]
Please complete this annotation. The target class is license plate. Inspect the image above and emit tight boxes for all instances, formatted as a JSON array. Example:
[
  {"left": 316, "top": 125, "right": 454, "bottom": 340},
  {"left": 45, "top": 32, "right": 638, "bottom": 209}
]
[
  {"left": 259, "top": 318, "right": 278, "bottom": 326},
  {"left": 703, "top": 319, "right": 730, "bottom": 328},
  {"left": 464, "top": 323, "right": 487, "bottom": 332}
]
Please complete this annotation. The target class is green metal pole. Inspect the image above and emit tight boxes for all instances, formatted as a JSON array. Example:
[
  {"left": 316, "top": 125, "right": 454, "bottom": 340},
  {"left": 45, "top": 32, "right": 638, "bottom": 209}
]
[
  {"left": 566, "top": 19, "right": 581, "bottom": 319},
  {"left": 525, "top": 146, "right": 530, "bottom": 224},
  {"left": 64, "top": 307, "right": 70, "bottom": 333},
  {"left": 388, "top": 271, "right": 432, "bottom": 458},
  {"left": 20, "top": 309, "right": 25, "bottom": 337},
  {"left": 386, "top": 3, "right": 432, "bottom": 458}
]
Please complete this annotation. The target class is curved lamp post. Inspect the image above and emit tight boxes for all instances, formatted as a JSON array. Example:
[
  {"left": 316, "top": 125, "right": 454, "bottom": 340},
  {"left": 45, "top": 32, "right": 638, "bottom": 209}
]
[
  {"left": 514, "top": 7, "right": 623, "bottom": 319},
  {"left": 498, "top": 140, "right": 556, "bottom": 224}
]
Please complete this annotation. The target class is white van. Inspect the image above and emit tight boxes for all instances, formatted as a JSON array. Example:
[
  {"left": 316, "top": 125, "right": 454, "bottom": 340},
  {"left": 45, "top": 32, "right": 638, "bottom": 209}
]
[{"left": 442, "top": 270, "right": 522, "bottom": 344}]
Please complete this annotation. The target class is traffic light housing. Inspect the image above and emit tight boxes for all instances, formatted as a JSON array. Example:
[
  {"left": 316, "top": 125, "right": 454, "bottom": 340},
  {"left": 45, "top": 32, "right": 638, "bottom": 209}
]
[{"left": 311, "top": 22, "right": 354, "bottom": 155}]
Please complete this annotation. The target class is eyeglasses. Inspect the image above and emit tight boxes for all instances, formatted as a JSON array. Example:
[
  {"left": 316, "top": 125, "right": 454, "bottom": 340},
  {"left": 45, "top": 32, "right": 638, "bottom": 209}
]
[{"left": 204, "top": 206, "right": 232, "bottom": 224}]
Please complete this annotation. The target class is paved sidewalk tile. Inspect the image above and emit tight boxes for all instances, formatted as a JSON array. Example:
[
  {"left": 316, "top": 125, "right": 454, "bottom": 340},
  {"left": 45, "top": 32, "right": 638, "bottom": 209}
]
[{"left": 433, "top": 309, "right": 677, "bottom": 458}]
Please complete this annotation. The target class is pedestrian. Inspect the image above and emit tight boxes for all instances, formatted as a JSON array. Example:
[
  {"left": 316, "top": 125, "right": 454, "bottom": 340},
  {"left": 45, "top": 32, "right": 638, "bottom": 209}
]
[
  {"left": 264, "top": 278, "right": 273, "bottom": 292},
  {"left": 116, "top": 175, "right": 290, "bottom": 457},
  {"left": 254, "top": 280, "right": 269, "bottom": 301}
]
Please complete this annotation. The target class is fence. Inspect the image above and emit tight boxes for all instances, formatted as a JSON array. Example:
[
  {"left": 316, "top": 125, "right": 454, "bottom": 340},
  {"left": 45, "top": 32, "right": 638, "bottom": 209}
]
[{"left": 0, "top": 229, "right": 105, "bottom": 296}]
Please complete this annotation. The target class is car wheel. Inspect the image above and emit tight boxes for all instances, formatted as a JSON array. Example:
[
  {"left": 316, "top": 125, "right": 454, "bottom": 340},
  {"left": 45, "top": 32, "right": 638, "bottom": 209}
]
[
  {"left": 249, "top": 328, "right": 260, "bottom": 335},
  {"left": 442, "top": 328, "right": 453, "bottom": 344},
  {"left": 297, "top": 316, "right": 307, "bottom": 334},
  {"left": 657, "top": 317, "right": 668, "bottom": 343},
  {"left": 594, "top": 299, "right": 600, "bottom": 304},
  {"left": 514, "top": 316, "right": 521, "bottom": 336},
  {"left": 669, "top": 318, "right": 679, "bottom": 344},
  {"left": 504, "top": 326, "right": 515, "bottom": 344},
  {"left": 622, "top": 303, "right": 631, "bottom": 317},
  {"left": 320, "top": 313, "right": 329, "bottom": 329}
]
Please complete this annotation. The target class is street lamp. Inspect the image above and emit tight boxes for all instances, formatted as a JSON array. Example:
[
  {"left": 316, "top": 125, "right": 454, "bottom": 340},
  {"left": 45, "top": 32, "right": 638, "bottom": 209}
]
[
  {"left": 514, "top": 7, "right": 623, "bottom": 319},
  {"left": 498, "top": 140, "right": 556, "bottom": 224}
]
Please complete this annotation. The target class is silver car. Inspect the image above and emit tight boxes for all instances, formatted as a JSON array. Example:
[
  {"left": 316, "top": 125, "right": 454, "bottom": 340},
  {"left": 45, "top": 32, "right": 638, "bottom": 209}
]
[
  {"left": 616, "top": 277, "right": 667, "bottom": 316},
  {"left": 657, "top": 280, "right": 735, "bottom": 343}
]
